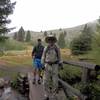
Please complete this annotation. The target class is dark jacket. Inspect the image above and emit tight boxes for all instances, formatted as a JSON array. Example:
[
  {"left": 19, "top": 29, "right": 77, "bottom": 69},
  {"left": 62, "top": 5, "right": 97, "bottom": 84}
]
[{"left": 32, "top": 44, "right": 44, "bottom": 59}]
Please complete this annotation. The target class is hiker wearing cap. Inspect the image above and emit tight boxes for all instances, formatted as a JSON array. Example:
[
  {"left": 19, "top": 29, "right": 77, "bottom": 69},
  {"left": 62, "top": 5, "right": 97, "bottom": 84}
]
[
  {"left": 32, "top": 39, "right": 44, "bottom": 84},
  {"left": 42, "top": 35, "right": 62, "bottom": 100}
]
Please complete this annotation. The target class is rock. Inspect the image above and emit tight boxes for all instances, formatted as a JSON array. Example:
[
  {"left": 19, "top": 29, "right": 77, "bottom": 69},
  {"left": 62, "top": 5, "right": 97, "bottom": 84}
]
[{"left": 0, "top": 78, "right": 5, "bottom": 88}]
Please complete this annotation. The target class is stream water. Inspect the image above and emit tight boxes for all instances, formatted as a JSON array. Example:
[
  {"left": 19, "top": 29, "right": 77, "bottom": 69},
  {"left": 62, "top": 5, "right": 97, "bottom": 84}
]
[{"left": 0, "top": 87, "right": 28, "bottom": 100}]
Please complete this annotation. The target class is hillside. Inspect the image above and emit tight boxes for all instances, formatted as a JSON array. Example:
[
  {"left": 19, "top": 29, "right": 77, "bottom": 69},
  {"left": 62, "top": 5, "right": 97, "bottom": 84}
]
[
  {"left": 46, "top": 20, "right": 96, "bottom": 42},
  {"left": 7, "top": 20, "right": 97, "bottom": 43}
]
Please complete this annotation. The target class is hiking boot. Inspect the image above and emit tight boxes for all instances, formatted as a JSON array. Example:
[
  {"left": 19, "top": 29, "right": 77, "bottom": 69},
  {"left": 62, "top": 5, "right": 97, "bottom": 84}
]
[
  {"left": 33, "top": 79, "right": 36, "bottom": 84},
  {"left": 38, "top": 79, "right": 41, "bottom": 84},
  {"left": 44, "top": 97, "right": 49, "bottom": 100},
  {"left": 55, "top": 88, "right": 59, "bottom": 94}
]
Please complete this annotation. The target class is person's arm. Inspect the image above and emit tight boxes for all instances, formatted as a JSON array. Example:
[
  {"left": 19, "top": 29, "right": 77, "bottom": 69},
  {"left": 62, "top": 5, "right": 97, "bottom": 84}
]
[
  {"left": 41, "top": 47, "right": 47, "bottom": 65},
  {"left": 56, "top": 45, "right": 62, "bottom": 63},
  {"left": 56, "top": 45, "right": 63, "bottom": 69},
  {"left": 32, "top": 46, "right": 36, "bottom": 58}
]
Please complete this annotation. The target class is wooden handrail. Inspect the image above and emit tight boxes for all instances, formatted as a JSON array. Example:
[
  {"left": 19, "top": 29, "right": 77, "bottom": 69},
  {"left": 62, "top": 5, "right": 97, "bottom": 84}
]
[
  {"left": 60, "top": 60, "right": 100, "bottom": 99},
  {"left": 63, "top": 61, "right": 100, "bottom": 71},
  {"left": 58, "top": 79, "right": 86, "bottom": 100}
]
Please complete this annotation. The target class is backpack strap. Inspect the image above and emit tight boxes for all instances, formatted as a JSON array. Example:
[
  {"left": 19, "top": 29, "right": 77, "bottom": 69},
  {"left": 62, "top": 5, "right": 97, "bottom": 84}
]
[{"left": 54, "top": 45, "right": 59, "bottom": 60}]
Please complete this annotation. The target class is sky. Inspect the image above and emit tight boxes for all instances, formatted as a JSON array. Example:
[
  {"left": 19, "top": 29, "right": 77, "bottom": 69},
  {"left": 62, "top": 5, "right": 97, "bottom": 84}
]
[{"left": 9, "top": 0, "right": 100, "bottom": 32}]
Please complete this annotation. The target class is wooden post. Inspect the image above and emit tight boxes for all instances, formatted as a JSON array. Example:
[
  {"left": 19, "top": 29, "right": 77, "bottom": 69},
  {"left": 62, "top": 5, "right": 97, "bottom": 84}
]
[
  {"left": 81, "top": 68, "right": 91, "bottom": 83},
  {"left": 81, "top": 68, "right": 88, "bottom": 83}
]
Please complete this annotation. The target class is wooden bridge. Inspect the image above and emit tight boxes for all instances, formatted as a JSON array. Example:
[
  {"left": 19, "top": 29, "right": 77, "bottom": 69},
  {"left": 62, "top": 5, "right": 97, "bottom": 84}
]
[{"left": 27, "top": 60, "right": 100, "bottom": 100}]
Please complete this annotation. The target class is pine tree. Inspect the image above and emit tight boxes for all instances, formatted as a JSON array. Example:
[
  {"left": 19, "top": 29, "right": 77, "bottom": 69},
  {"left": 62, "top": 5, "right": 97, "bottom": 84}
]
[
  {"left": 44, "top": 31, "right": 47, "bottom": 37},
  {"left": 93, "top": 17, "right": 100, "bottom": 47},
  {"left": 25, "top": 30, "right": 31, "bottom": 42},
  {"left": 58, "top": 32, "right": 66, "bottom": 48},
  {"left": 70, "top": 24, "right": 93, "bottom": 55},
  {"left": 54, "top": 33, "right": 56, "bottom": 37},
  {"left": 0, "top": 0, "right": 16, "bottom": 41},
  {"left": 92, "top": 17, "right": 100, "bottom": 63},
  {"left": 13, "top": 32, "right": 17, "bottom": 40},
  {"left": 64, "top": 31, "right": 67, "bottom": 37},
  {"left": 50, "top": 32, "right": 52, "bottom": 35},
  {"left": 17, "top": 27, "right": 25, "bottom": 42}
]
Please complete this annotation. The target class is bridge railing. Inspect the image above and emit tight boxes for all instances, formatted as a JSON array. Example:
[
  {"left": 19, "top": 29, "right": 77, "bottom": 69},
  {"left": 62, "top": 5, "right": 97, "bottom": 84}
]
[{"left": 58, "top": 60, "right": 100, "bottom": 100}]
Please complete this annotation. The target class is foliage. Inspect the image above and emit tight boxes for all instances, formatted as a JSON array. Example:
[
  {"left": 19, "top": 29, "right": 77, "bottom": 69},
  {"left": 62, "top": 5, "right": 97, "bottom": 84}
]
[
  {"left": 64, "top": 31, "right": 67, "bottom": 37},
  {"left": 44, "top": 31, "right": 47, "bottom": 37},
  {"left": 0, "top": 0, "right": 16, "bottom": 41},
  {"left": 72, "top": 77, "right": 100, "bottom": 100},
  {"left": 17, "top": 26, "right": 25, "bottom": 42},
  {"left": 70, "top": 24, "right": 93, "bottom": 55},
  {"left": 0, "top": 54, "right": 32, "bottom": 67},
  {"left": 0, "top": 36, "right": 9, "bottom": 42},
  {"left": 11, "top": 77, "right": 18, "bottom": 89},
  {"left": 92, "top": 17, "right": 100, "bottom": 48},
  {"left": 13, "top": 32, "right": 17, "bottom": 40},
  {"left": 90, "top": 17, "right": 100, "bottom": 64},
  {"left": 59, "top": 65, "right": 81, "bottom": 84},
  {"left": 28, "top": 40, "right": 35, "bottom": 46},
  {"left": 0, "top": 39, "right": 26, "bottom": 51},
  {"left": 58, "top": 32, "right": 66, "bottom": 48},
  {"left": 74, "top": 82, "right": 100, "bottom": 100},
  {"left": 50, "top": 31, "right": 52, "bottom": 35},
  {"left": 25, "top": 30, "right": 31, "bottom": 42}
]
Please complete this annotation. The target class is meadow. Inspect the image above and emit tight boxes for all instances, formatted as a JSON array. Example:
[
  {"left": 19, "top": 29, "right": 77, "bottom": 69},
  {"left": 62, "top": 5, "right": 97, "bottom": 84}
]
[{"left": 0, "top": 39, "right": 100, "bottom": 99}]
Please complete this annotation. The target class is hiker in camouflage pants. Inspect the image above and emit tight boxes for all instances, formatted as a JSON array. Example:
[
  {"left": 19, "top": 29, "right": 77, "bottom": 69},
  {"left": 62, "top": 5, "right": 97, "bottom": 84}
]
[{"left": 42, "top": 35, "right": 62, "bottom": 100}]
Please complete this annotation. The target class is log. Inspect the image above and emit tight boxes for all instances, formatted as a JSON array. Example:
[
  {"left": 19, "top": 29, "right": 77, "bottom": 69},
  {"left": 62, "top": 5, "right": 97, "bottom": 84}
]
[
  {"left": 63, "top": 61, "right": 100, "bottom": 70},
  {"left": 58, "top": 79, "right": 85, "bottom": 100}
]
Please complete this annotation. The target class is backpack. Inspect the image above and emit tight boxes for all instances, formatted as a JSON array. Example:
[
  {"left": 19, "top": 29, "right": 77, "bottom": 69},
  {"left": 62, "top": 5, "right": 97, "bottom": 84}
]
[{"left": 45, "top": 45, "right": 59, "bottom": 61}]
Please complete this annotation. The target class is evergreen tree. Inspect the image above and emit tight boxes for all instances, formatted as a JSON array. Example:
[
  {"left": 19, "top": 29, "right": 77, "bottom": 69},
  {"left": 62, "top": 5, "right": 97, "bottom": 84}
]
[
  {"left": 54, "top": 33, "right": 56, "bottom": 37},
  {"left": 0, "top": 0, "right": 16, "bottom": 41},
  {"left": 59, "top": 28, "right": 62, "bottom": 31},
  {"left": 58, "top": 32, "right": 66, "bottom": 48},
  {"left": 50, "top": 32, "right": 52, "bottom": 35},
  {"left": 64, "top": 31, "right": 67, "bottom": 37},
  {"left": 91, "top": 17, "right": 100, "bottom": 63},
  {"left": 70, "top": 24, "right": 93, "bottom": 55},
  {"left": 17, "top": 26, "right": 25, "bottom": 42},
  {"left": 44, "top": 31, "right": 47, "bottom": 37},
  {"left": 13, "top": 32, "right": 17, "bottom": 40},
  {"left": 93, "top": 17, "right": 100, "bottom": 47},
  {"left": 25, "top": 30, "right": 31, "bottom": 42}
]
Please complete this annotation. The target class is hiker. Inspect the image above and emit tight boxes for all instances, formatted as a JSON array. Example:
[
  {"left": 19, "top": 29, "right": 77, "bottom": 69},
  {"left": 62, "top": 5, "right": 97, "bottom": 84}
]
[
  {"left": 41, "top": 35, "right": 63, "bottom": 100},
  {"left": 32, "top": 39, "right": 44, "bottom": 84}
]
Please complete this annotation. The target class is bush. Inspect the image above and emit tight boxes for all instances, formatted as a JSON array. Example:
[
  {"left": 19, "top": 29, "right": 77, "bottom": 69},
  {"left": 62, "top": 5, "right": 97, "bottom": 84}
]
[
  {"left": 70, "top": 24, "right": 93, "bottom": 55},
  {"left": 59, "top": 65, "right": 81, "bottom": 84},
  {"left": 0, "top": 39, "right": 26, "bottom": 51}
]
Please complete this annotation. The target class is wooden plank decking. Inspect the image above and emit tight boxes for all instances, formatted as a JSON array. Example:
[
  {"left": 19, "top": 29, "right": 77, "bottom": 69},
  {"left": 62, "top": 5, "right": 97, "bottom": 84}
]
[
  {"left": 28, "top": 72, "right": 66, "bottom": 100},
  {"left": 28, "top": 73, "right": 44, "bottom": 100}
]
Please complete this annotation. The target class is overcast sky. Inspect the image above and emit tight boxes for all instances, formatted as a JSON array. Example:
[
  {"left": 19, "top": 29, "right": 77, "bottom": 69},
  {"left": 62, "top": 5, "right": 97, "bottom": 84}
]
[{"left": 9, "top": 0, "right": 100, "bottom": 32}]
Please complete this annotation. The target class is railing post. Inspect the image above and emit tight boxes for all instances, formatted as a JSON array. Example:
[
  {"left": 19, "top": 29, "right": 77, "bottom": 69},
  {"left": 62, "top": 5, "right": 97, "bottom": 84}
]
[{"left": 81, "top": 68, "right": 91, "bottom": 83}]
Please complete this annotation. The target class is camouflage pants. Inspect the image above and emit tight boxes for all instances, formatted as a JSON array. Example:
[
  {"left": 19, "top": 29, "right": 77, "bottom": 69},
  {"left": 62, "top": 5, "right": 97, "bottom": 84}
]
[{"left": 43, "top": 63, "right": 58, "bottom": 97}]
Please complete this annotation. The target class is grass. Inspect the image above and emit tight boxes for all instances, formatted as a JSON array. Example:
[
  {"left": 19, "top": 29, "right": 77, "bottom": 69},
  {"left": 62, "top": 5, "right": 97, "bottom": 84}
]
[
  {"left": 0, "top": 55, "right": 32, "bottom": 67},
  {"left": 0, "top": 70, "right": 18, "bottom": 79},
  {"left": 0, "top": 47, "right": 33, "bottom": 78},
  {"left": 0, "top": 39, "right": 27, "bottom": 51},
  {"left": 0, "top": 55, "right": 32, "bottom": 79}
]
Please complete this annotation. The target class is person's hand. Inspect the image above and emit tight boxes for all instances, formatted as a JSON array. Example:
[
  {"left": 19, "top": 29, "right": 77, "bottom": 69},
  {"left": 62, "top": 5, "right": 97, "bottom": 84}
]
[
  {"left": 32, "top": 56, "right": 35, "bottom": 60},
  {"left": 42, "top": 66, "right": 45, "bottom": 70},
  {"left": 42, "top": 64, "right": 45, "bottom": 70}
]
